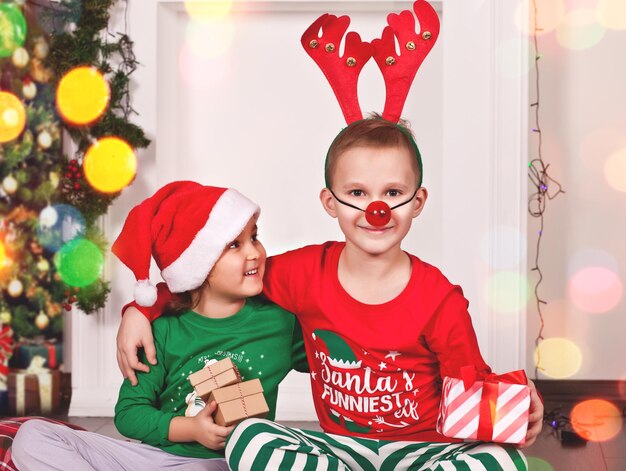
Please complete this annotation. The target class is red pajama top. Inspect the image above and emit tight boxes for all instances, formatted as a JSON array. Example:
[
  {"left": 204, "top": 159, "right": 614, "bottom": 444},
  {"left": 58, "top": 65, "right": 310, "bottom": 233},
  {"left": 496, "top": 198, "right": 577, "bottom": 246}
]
[{"left": 263, "top": 242, "right": 491, "bottom": 442}]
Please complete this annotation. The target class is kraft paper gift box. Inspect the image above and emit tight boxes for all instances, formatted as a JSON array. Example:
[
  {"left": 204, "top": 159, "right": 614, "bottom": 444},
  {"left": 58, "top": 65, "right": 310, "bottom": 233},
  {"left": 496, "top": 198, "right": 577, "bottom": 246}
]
[
  {"left": 7, "top": 365, "right": 61, "bottom": 416},
  {"left": 207, "top": 378, "right": 269, "bottom": 427},
  {"left": 188, "top": 358, "right": 240, "bottom": 400},
  {"left": 437, "top": 366, "right": 531, "bottom": 445}
]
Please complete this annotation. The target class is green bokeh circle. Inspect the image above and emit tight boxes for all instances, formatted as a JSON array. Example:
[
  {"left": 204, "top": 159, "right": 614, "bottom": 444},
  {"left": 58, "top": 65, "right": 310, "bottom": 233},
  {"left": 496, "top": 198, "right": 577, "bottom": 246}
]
[
  {"left": 55, "top": 238, "right": 104, "bottom": 287},
  {"left": 0, "top": 4, "right": 27, "bottom": 58}
]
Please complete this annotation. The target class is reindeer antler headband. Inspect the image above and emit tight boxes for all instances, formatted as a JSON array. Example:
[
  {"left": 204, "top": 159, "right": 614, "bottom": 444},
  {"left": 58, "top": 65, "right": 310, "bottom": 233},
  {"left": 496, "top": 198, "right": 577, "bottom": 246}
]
[
  {"left": 301, "top": 0, "right": 440, "bottom": 124},
  {"left": 301, "top": 0, "right": 440, "bottom": 227}
]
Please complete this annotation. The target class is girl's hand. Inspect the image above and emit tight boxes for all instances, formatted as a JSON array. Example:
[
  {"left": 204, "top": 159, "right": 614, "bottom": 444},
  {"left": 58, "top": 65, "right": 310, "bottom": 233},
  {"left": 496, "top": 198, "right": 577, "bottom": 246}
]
[
  {"left": 192, "top": 401, "right": 235, "bottom": 450},
  {"left": 116, "top": 307, "right": 157, "bottom": 385},
  {"left": 520, "top": 379, "right": 543, "bottom": 448}
]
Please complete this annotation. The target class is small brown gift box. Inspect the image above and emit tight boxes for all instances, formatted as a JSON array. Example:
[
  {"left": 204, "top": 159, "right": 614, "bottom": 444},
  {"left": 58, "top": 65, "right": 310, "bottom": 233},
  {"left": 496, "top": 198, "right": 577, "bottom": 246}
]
[
  {"left": 188, "top": 358, "right": 240, "bottom": 399},
  {"left": 208, "top": 378, "right": 269, "bottom": 427},
  {"left": 7, "top": 369, "right": 61, "bottom": 415}
]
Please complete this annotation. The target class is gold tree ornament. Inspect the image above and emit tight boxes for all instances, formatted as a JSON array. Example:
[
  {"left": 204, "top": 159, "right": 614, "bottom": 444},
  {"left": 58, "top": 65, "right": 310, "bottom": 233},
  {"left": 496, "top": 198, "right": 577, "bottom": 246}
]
[
  {"left": 7, "top": 278, "right": 23, "bottom": 297},
  {"left": 0, "top": 311, "right": 11, "bottom": 325},
  {"left": 2, "top": 175, "right": 18, "bottom": 195},
  {"left": 37, "top": 130, "right": 52, "bottom": 149},
  {"left": 35, "top": 311, "right": 49, "bottom": 330},
  {"left": 36, "top": 258, "right": 50, "bottom": 272},
  {"left": 11, "top": 47, "right": 29, "bottom": 68},
  {"left": 33, "top": 37, "right": 49, "bottom": 59},
  {"left": 49, "top": 171, "right": 60, "bottom": 189},
  {"left": 47, "top": 302, "right": 62, "bottom": 318},
  {"left": 30, "top": 58, "right": 53, "bottom": 83},
  {"left": 22, "top": 80, "right": 36, "bottom": 100}
]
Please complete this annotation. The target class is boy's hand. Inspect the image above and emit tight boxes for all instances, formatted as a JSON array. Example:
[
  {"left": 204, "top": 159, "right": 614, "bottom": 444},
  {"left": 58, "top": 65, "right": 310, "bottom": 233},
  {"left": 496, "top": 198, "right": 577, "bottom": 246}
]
[
  {"left": 192, "top": 401, "right": 235, "bottom": 450},
  {"left": 116, "top": 306, "right": 157, "bottom": 386},
  {"left": 520, "top": 379, "right": 543, "bottom": 448}
]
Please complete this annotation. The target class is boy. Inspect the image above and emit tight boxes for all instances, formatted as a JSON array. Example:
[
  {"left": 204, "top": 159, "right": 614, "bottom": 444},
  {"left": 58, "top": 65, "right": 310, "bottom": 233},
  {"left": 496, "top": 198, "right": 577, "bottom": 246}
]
[{"left": 225, "top": 117, "right": 542, "bottom": 470}]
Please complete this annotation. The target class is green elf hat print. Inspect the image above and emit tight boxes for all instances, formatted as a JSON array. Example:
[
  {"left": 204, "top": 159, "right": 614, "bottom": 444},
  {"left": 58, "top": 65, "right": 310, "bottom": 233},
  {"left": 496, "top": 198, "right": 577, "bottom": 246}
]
[{"left": 313, "top": 330, "right": 362, "bottom": 369}]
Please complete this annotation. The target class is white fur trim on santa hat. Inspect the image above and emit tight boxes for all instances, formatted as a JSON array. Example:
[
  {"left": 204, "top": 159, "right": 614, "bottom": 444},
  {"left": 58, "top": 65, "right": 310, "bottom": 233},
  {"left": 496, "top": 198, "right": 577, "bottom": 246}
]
[
  {"left": 135, "top": 279, "right": 158, "bottom": 306},
  {"left": 160, "top": 189, "right": 260, "bottom": 293}
]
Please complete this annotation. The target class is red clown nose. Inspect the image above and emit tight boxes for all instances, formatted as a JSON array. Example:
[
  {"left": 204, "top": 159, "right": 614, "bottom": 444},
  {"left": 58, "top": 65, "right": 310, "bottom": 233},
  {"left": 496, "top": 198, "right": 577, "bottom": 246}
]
[{"left": 365, "top": 200, "right": 391, "bottom": 227}]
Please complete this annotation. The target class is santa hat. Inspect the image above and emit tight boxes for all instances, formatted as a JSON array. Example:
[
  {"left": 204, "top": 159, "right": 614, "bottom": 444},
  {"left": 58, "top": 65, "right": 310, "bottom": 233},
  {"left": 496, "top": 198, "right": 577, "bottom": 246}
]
[{"left": 112, "top": 181, "right": 260, "bottom": 307}]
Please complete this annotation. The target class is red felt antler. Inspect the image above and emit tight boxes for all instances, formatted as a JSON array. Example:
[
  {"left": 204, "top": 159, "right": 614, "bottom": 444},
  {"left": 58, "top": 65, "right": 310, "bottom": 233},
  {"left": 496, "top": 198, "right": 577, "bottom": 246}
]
[
  {"left": 371, "top": 0, "right": 440, "bottom": 123},
  {"left": 301, "top": 14, "right": 374, "bottom": 124}
]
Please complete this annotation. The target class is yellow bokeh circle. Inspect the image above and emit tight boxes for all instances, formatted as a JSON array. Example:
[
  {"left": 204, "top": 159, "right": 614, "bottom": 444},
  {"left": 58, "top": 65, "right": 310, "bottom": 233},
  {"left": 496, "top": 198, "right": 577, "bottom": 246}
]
[
  {"left": 56, "top": 66, "right": 110, "bottom": 126},
  {"left": 185, "top": 0, "right": 233, "bottom": 22},
  {"left": 84, "top": 137, "right": 137, "bottom": 193},
  {"left": 534, "top": 337, "right": 582, "bottom": 379},
  {"left": 0, "top": 91, "right": 26, "bottom": 143}
]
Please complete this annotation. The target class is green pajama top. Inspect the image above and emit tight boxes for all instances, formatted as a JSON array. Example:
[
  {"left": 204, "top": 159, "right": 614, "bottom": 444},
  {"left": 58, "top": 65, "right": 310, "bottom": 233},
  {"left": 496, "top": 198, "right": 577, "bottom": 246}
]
[{"left": 114, "top": 296, "right": 308, "bottom": 459}]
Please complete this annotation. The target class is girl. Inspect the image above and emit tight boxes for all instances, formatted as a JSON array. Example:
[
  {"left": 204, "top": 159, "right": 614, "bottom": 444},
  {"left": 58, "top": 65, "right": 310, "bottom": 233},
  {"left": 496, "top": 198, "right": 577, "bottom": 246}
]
[{"left": 11, "top": 181, "right": 307, "bottom": 470}]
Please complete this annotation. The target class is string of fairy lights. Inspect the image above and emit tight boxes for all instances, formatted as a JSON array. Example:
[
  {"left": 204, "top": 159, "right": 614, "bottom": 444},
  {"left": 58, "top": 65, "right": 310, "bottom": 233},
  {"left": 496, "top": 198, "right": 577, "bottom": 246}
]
[{"left": 527, "top": 0, "right": 566, "bottom": 382}]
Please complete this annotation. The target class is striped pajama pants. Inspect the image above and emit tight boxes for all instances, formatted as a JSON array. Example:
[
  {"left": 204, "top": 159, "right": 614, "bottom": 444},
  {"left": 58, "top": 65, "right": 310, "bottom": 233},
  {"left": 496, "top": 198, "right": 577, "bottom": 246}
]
[{"left": 225, "top": 419, "right": 528, "bottom": 471}]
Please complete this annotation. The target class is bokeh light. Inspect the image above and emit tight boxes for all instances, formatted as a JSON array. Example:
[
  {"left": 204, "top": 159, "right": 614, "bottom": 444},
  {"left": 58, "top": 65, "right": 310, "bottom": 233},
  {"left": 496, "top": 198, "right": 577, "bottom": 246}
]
[
  {"left": 485, "top": 271, "right": 531, "bottom": 313},
  {"left": 56, "top": 66, "right": 110, "bottom": 126},
  {"left": 571, "top": 399, "right": 622, "bottom": 442},
  {"left": 580, "top": 126, "right": 626, "bottom": 173},
  {"left": 179, "top": 42, "right": 232, "bottom": 91},
  {"left": 0, "top": 91, "right": 26, "bottom": 143},
  {"left": 604, "top": 149, "right": 626, "bottom": 192},
  {"left": 515, "top": 0, "right": 565, "bottom": 36},
  {"left": 185, "top": 17, "right": 235, "bottom": 59},
  {"left": 568, "top": 266, "right": 622, "bottom": 314},
  {"left": 596, "top": 0, "right": 626, "bottom": 30},
  {"left": 0, "top": 240, "right": 6, "bottom": 267},
  {"left": 84, "top": 137, "right": 137, "bottom": 193},
  {"left": 526, "top": 457, "right": 554, "bottom": 471},
  {"left": 568, "top": 248, "right": 619, "bottom": 279},
  {"left": 496, "top": 37, "right": 536, "bottom": 79},
  {"left": 556, "top": 9, "right": 606, "bottom": 51},
  {"left": 480, "top": 226, "right": 527, "bottom": 269},
  {"left": 36, "top": 204, "right": 85, "bottom": 252},
  {"left": 55, "top": 238, "right": 103, "bottom": 287},
  {"left": 184, "top": 0, "right": 233, "bottom": 23},
  {"left": 0, "top": 3, "right": 27, "bottom": 58},
  {"left": 534, "top": 337, "right": 582, "bottom": 379}
]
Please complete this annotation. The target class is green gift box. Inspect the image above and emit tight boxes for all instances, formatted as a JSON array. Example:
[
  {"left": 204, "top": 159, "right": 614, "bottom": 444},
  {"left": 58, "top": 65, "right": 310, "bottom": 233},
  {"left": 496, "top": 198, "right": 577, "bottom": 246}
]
[{"left": 9, "top": 342, "right": 63, "bottom": 370}]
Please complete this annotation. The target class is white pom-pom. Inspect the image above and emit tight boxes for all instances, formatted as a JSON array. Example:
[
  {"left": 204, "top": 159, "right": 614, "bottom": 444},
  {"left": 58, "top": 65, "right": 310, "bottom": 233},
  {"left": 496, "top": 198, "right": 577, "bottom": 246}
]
[{"left": 134, "top": 279, "right": 157, "bottom": 307}]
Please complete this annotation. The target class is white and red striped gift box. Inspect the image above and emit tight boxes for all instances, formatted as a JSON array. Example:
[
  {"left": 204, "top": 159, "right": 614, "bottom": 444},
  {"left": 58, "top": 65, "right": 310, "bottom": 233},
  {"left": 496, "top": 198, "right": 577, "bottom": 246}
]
[{"left": 437, "top": 374, "right": 531, "bottom": 444}]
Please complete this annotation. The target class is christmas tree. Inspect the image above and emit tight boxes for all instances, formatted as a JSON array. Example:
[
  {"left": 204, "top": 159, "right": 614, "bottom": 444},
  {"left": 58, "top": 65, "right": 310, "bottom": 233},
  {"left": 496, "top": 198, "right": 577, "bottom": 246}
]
[{"left": 0, "top": 0, "right": 149, "bottom": 340}]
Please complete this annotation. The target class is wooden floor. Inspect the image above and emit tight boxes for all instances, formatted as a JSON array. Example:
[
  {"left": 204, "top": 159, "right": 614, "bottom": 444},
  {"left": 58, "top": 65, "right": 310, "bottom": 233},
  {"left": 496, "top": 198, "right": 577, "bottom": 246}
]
[{"left": 63, "top": 412, "right": 626, "bottom": 470}]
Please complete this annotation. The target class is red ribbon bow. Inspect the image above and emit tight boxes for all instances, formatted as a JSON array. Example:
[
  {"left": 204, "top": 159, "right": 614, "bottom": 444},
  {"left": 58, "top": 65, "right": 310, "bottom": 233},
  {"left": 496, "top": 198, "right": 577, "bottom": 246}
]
[
  {"left": 459, "top": 366, "right": 528, "bottom": 441},
  {"left": 0, "top": 325, "right": 15, "bottom": 381}
]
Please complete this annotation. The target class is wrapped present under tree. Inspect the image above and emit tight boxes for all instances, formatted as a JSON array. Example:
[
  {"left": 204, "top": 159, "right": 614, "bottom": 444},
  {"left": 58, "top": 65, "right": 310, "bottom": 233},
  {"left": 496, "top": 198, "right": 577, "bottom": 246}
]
[
  {"left": 7, "top": 355, "right": 60, "bottom": 415},
  {"left": 9, "top": 338, "right": 62, "bottom": 369}
]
